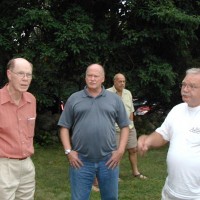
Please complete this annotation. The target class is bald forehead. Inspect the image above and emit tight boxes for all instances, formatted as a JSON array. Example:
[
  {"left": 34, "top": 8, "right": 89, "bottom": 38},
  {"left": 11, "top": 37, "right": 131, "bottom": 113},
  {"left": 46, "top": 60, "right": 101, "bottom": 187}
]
[
  {"left": 16, "top": 58, "right": 32, "bottom": 67},
  {"left": 86, "top": 64, "right": 105, "bottom": 76},
  {"left": 114, "top": 73, "right": 125, "bottom": 80},
  {"left": 7, "top": 58, "right": 33, "bottom": 70}
]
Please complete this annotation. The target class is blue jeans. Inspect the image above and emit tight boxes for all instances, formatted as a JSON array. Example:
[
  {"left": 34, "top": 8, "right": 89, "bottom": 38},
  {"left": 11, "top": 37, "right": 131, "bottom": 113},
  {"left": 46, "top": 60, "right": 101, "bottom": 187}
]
[{"left": 70, "top": 154, "right": 119, "bottom": 200}]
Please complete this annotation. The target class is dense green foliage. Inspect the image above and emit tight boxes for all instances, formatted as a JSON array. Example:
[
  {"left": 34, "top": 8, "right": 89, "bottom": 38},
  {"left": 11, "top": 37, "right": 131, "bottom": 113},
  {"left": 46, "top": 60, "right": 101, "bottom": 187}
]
[{"left": 0, "top": 0, "right": 200, "bottom": 111}]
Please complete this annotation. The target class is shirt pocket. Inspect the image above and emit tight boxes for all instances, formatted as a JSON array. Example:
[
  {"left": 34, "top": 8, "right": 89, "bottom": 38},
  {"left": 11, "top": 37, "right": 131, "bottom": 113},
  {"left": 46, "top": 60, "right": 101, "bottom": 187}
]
[{"left": 27, "top": 117, "right": 36, "bottom": 137}]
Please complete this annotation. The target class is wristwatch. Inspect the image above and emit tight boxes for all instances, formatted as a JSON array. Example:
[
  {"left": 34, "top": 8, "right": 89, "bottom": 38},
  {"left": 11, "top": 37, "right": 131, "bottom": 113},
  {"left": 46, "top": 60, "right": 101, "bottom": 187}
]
[{"left": 65, "top": 149, "right": 71, "bottom": 155}]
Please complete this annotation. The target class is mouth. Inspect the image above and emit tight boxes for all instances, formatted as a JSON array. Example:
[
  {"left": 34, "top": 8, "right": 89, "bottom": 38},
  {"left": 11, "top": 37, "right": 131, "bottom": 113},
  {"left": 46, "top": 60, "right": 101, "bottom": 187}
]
[
  {"left": 182, "top": 94, "right": 190, "bottom": 101},
  {"left": 20, "top": 84, "right": 29, "bottom": 89},
  {"left": 88, "top": 82, "right": 96, "bottom": 85}
]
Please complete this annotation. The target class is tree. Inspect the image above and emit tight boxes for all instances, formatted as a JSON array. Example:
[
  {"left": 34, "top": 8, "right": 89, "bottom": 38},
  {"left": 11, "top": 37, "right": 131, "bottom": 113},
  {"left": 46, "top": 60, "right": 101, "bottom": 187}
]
[
  {"left": 113, "top": 0, "right": 200, "bottom": 102},
  {"left": 0, "top": 0, "right": 200, "bottom": 112}
]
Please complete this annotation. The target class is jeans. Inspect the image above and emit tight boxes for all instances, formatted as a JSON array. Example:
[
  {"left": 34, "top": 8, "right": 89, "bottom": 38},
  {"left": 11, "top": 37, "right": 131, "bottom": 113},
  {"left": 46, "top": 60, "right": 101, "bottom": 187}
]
[{"left": 70, "top": 154, "right": 119, "bottom": 200}]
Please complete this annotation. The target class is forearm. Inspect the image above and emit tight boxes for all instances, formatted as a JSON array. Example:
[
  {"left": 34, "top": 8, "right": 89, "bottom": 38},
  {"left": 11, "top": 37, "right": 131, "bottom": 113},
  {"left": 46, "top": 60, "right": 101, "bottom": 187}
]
[
  {"left": 59, "top": 127, "right": 72, "bottom": 150},
  {"left": 138, "top": 131, "right": 168, "bottom": 155},
  {"left": 129, "top": 112, "right": 134, "bottom": 121},
  {"left": 145, "top": 131, "right": 168, "bottom": 148},
  {"left": 129, "top": 113, "right": 134, "bottom": 129},
  {"left": 118, "top": 126, "right": 129, "bottom": 153}
]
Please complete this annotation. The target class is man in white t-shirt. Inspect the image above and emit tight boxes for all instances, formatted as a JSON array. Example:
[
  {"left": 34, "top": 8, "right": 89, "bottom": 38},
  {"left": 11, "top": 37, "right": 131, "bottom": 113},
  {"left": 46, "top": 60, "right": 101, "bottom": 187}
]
[{"left": 138, "top": 68, "right": 200, "bottom": 200}]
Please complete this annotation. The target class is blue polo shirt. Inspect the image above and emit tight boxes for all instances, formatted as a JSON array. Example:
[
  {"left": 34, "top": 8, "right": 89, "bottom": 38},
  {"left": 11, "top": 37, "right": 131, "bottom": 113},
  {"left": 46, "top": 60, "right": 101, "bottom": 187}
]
[{"left": 58, "top": 86, "right": 129, "bottom": 162}]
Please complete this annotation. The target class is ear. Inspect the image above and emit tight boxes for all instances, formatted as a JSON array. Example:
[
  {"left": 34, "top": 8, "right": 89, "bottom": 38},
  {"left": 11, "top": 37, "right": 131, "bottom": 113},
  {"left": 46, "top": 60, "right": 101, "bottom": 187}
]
[{"left": 7, "top": 70, "right": 12, "bottom": 80}]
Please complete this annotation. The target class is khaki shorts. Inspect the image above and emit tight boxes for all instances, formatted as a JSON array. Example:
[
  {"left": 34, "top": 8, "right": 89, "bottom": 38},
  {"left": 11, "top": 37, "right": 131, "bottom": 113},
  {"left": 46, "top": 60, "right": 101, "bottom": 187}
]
[{"left": 116, "top": 128, "right": 137, "bottom": 149}]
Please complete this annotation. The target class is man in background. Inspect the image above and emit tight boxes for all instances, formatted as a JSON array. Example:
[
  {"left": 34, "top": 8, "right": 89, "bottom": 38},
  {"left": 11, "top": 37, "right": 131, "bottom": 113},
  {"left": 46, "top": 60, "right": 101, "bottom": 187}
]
[
  {"left": 0, "top": 58, "right": 36, "bottom": 199},
  {"left": 107, "top": 73, "right": 147, "bottom": 179}
]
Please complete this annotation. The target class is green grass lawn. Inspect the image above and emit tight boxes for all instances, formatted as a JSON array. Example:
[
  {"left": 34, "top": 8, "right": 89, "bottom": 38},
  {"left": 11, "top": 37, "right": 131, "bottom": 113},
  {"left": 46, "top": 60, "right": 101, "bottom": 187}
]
[{"left": 32, "top": 144, "right": 168, "bottom": 200}]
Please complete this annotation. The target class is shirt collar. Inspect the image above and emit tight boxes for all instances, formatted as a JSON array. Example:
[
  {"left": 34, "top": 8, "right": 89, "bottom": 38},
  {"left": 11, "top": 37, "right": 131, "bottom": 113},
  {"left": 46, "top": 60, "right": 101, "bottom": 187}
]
[
  {"left": 0, "top": 84, "right": 32, "bottom": 105},
  {"left": 112, "top": 85, "right": 125, "bottom": 95},
  {"left": 83, "top": 85, "right": 106, "bottom": 98}
]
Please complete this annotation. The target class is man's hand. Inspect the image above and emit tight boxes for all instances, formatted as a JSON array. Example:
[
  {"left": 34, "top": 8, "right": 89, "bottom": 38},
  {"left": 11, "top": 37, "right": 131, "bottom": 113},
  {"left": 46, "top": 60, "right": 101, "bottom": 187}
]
[
  {"left": 137, "top": 135, "right": 150, "bottom": 156},
  {"left": 67, "top": 151, "right": 83, "bottom": 169},
  {"left": 106, "top": 150, "right": 124, "bottom": 169}
]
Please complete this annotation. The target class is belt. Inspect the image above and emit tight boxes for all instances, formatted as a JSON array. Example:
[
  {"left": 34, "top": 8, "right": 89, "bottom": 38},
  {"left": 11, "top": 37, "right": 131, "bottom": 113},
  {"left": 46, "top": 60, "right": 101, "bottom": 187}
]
[
  {"left": 15, "top": 157, "right": 28, "bottom": 160},
  {"left": 5, "top": 157, "right": 28, "bottom": 160}
]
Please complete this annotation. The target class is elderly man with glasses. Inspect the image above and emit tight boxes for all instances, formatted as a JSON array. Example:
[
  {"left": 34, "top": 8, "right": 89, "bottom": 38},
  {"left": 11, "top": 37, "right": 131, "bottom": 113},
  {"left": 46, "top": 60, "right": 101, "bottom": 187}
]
[
  {"left": 138, "top": 68, "right": 200, "bottom": 200},
  {"left": 0, "top": 58, "right": 36, "bottom": 200}
]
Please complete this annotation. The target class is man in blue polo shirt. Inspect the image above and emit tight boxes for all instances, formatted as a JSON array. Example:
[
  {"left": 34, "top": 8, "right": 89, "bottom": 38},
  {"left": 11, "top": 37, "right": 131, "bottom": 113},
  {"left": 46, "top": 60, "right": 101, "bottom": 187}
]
[{"left": 58, "top": 63, "right": 129, "bottom": 200}]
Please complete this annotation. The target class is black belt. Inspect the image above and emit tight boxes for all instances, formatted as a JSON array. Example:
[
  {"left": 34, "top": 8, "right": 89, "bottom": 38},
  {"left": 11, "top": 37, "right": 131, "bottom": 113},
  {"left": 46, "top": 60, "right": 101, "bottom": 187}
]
[
  {"left": 3, "top": 157, "right": 28, "bottom": 160},
  {"left": 15, "top": 157, "right": 28, "bottom": 160}
]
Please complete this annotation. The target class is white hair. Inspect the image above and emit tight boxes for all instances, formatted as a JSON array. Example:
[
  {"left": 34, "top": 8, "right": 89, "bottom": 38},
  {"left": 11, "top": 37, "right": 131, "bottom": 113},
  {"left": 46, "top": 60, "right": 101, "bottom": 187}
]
[{"left": 186, "top": 68, "right": 200, "bottom": 75}]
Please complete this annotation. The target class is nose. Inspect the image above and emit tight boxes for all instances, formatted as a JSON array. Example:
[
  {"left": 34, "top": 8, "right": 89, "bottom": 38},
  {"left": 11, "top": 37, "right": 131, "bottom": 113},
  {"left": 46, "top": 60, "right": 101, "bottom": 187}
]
[{"left": 22, "top": 74, "right": 29, "bottom": 80}]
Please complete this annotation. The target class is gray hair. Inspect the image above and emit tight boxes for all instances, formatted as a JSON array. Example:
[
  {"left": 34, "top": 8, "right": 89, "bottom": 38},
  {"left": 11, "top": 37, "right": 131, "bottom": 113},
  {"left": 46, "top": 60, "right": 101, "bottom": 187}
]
[{"left": 186, "top": 68, "right": 200, "bottom": 75}]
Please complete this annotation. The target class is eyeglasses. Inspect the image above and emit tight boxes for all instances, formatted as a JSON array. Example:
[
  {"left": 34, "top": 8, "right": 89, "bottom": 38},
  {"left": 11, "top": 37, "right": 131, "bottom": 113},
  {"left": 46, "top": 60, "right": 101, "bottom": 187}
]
[
  {"left": 180, "top": 83, "right": 200, "bottom": 90},
  {"left": 86, "top": 74, "right": 100, "bottom": 79},
  {"left": 10, "top": 70, "right": 33, "bottom": 79}
]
